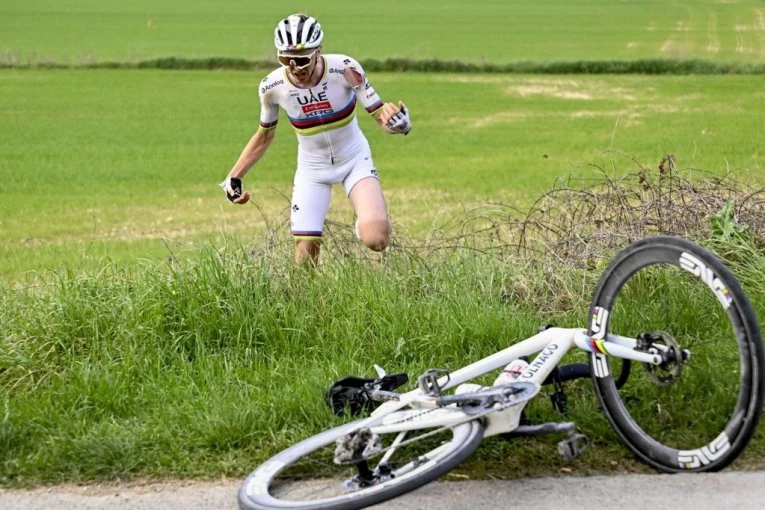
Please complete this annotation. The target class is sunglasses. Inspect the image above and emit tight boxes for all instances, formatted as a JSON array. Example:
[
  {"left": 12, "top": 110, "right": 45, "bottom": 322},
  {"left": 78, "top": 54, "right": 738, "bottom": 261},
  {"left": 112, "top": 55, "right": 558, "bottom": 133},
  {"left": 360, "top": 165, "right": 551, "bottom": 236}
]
[{"left": 277, "top": 49, "right": 319, "bottom": 70}]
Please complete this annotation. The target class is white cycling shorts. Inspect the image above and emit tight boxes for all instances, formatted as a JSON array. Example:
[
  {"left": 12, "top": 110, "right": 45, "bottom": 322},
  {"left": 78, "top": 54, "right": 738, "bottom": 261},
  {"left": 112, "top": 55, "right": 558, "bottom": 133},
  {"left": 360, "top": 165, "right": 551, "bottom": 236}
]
[{"left": 290, "top": 148, "right": 379, "bottom": 239}]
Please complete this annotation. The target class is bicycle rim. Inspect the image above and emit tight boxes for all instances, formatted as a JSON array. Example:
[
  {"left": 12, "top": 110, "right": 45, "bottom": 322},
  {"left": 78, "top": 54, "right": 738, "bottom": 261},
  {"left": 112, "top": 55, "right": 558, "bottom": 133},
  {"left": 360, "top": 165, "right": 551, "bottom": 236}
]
[
  {"left": 588, "top": 236, "right": 764, "bottom": 472},
  {"left": 238, "top": 413, "right": 484, "bottom": 510}
]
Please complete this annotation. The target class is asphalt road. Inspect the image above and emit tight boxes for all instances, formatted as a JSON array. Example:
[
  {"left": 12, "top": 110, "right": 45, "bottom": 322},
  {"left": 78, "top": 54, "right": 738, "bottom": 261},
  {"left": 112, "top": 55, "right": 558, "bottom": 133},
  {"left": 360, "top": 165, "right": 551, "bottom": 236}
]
[{"left": 2, "top": 471, "right": 764, "bottom": 510}]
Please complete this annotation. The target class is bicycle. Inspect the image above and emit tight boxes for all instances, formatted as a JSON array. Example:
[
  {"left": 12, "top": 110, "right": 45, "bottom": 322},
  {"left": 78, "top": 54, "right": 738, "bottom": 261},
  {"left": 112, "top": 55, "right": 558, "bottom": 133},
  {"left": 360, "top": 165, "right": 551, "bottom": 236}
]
[{"left": 238, "top": 236, "right": 765, "bottom": 510}]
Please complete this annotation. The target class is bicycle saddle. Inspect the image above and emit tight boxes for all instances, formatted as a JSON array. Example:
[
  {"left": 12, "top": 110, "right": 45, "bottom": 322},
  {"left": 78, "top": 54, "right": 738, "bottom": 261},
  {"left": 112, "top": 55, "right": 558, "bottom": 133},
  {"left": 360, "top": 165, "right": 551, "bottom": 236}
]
[{"left": 325, "top": 373, "right": 409, "bottom": 416}]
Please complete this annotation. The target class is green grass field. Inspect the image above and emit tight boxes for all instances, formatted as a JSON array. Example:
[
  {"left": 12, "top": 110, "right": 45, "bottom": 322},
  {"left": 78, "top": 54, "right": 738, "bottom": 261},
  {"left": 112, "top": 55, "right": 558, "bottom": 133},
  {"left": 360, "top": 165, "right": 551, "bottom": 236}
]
[
  {"left": 2, "top": 0, "right": 765, "bottom": 489},
  {"left": 1, "top": 69, "right": 763, "bottom": 279},
  {"left": 3, "top": 0, "right": 765, "bottom": 65}
]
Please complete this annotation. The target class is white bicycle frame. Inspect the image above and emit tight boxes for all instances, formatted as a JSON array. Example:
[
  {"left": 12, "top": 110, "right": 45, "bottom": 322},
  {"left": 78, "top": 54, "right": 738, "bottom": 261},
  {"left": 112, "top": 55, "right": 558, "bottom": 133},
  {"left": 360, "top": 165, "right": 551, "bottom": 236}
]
[{"left": 357, "top": 326, "right": 665, "bottom": 438}]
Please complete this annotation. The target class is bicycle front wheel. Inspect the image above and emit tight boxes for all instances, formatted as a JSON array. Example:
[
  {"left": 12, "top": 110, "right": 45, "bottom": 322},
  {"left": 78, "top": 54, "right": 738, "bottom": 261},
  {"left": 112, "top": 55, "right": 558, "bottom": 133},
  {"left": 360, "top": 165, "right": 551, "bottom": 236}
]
[
  {"left": 238, "top": 410, "right": 484, "bottom": 510},
  {"left": 588, "top": 236, "right": 764, "bottom": 472}
]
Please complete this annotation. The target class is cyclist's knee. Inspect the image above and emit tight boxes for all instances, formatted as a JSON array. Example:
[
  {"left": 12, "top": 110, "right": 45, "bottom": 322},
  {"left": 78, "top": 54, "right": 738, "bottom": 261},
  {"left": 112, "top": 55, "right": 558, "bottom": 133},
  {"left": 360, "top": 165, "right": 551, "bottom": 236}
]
[{"left": 357, "top": 219, "right": 390, "bottom": 251}]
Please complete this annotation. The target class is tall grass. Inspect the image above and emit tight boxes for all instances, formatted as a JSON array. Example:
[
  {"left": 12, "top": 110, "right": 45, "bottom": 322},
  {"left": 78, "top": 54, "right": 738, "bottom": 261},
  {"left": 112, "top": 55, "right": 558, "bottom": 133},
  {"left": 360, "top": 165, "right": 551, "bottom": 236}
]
[
  {"left": 2, "top": 208, "right": 765, "bottom": 485},
  {"left": 5, "top": 57, "right": 765, "bottom": 74},
  {"left": 0, "top": 236, "right": 566, "bottom": 484}
]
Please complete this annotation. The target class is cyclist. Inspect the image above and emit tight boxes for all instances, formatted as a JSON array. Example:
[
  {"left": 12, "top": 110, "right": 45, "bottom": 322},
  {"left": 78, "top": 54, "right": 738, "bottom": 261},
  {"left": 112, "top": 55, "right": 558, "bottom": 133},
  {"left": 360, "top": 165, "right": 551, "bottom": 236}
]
[{"left": 220, "top": 13, "right": 412, "bottom": 265}]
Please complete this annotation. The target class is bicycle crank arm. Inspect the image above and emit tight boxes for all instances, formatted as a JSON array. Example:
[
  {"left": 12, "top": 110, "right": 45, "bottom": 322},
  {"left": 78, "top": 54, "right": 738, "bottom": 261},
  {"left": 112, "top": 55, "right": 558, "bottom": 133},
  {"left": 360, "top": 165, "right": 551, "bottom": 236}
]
[{"left": 504, "top": 421, "right": 577, "bottom": 437}]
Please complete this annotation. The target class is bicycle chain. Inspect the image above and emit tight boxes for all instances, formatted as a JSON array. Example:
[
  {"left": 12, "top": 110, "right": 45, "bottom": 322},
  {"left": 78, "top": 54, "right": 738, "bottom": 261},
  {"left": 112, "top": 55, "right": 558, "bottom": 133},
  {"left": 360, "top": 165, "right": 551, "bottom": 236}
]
[{"left": 354, "top": 400, "right": 515, "bottom": 459}]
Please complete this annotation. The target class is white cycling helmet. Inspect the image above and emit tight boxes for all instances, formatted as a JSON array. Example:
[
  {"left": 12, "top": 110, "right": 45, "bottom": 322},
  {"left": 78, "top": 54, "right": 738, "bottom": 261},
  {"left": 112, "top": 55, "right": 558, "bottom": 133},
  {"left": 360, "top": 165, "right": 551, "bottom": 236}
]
[{"left": 274, "top": 14, "right": 323, "bottom": 52}]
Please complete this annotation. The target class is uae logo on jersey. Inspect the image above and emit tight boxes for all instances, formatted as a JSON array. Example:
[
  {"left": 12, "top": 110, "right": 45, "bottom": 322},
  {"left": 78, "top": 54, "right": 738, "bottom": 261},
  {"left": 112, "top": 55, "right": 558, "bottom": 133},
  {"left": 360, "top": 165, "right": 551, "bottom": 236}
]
[{"left": 298, "top": 90, "right": 332, "bottom": 115}]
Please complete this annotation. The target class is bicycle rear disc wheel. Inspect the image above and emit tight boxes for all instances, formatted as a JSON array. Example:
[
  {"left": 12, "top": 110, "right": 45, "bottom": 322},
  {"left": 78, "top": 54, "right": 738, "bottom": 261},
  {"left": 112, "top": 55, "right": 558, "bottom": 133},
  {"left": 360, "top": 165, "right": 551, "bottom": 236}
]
[
  {"left": 588, "top": 236, "right": 764, "bottom": 472},
  {"left": 238, "top": 412, "right": 484, "bottom": 510}
]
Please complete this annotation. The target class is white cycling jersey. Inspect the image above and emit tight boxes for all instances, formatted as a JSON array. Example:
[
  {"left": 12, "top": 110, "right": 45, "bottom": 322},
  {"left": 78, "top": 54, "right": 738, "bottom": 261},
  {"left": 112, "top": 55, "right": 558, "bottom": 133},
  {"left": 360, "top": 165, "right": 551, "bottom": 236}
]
[
  {"left": 258, "top": 54, "right": 384, "bottom": 167},
  {"left": 257, "top": 54, "right": 386, "bottom": 239}
]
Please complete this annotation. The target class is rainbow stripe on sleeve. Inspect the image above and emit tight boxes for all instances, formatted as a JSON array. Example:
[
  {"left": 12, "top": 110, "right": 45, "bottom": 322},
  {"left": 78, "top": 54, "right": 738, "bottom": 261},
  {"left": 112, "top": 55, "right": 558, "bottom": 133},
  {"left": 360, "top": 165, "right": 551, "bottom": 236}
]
[{"left": 365, "top": 100, "right": 384, "bottom": 115}]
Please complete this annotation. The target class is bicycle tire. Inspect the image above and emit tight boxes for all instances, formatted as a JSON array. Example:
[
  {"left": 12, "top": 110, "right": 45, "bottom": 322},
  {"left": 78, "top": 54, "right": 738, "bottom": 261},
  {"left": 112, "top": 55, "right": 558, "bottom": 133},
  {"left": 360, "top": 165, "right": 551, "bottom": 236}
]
[
  {"left": 238, "top": 411, "right": 485, "bottom": 510},
  {"left": 587, "top": 235, "right": 764, "bottom": 472}
]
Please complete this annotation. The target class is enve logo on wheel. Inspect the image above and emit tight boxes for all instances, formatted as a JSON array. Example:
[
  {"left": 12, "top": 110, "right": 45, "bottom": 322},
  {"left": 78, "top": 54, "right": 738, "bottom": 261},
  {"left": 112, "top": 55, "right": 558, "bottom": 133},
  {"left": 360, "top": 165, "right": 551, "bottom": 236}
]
[
  {"left": 677, "top": 432, "right": 731, "bottom": 469},
  {"left": 679, "top": 252, "right": 734, "bottom": 309}
]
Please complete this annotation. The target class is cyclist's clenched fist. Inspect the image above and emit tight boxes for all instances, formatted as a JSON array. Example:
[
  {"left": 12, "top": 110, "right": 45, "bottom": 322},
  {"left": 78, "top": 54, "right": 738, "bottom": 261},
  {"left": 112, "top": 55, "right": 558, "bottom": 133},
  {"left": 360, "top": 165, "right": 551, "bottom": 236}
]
[{"left": 378, "top": 101, "right": 412, "bottom": 135}]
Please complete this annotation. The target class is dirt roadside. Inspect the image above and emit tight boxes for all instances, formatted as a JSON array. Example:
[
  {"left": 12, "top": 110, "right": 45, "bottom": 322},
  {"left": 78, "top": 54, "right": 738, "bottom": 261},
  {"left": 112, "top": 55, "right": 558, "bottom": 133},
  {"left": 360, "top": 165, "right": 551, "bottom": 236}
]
[{"left": 1, "top": 471, "right": 764, "bottom": 510}]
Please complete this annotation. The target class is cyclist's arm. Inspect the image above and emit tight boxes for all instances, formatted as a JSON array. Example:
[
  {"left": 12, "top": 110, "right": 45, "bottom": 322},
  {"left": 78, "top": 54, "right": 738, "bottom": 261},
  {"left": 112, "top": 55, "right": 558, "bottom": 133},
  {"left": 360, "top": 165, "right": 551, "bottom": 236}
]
[
  {"left": 343, "top": 57, "right": 402, "bottom": 135},
  {"left": 350, "top": 71, "right": 408, "bottom": 135},
  {"left": 227, "top": 81, "right": 280, "bottom": 179},
  {"left": 226, "top": 126, "right": 276, "bottom": 180}
]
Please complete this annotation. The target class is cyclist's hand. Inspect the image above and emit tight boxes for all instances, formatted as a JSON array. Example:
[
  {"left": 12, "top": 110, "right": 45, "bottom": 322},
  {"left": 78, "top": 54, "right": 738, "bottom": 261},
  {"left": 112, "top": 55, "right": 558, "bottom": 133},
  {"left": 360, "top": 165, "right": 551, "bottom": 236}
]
[
  {"left": 220, "top": 177, "right": 251, "bottom": 204},
  {"left": 381, "top": 101, "right": 411, "bottom": 135}
]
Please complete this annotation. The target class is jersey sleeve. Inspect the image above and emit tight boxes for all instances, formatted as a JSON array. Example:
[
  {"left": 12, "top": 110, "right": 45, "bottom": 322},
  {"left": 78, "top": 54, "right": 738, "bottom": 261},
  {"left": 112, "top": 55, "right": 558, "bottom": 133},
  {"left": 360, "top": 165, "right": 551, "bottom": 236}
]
[
  {"left": 258, "top": 75, "right": 280, "bottom": 130},
  {"left": 343, "top": 56, "right": 384, "bottom": 116}
]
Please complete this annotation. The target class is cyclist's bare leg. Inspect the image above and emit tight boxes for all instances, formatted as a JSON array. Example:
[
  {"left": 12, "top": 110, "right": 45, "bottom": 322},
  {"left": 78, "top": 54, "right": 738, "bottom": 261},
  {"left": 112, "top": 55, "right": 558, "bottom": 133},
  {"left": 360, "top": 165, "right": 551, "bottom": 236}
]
[
  {"left": 349, "top": 177, "right": 391, "bottom": 251},
  {"left": 295, "top": 239, "right": 321, "bottom": 265}
]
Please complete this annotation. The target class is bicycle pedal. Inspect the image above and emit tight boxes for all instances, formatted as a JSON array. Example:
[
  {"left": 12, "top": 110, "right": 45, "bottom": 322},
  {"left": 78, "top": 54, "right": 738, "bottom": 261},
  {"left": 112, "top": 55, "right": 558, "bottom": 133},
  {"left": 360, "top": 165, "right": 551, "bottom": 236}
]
[
  {"left": 557, "top": 432, "right": 589, "bottom": 462},
  {"left": 418, "top": 369, "right": 449, "bottom": 396}
]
